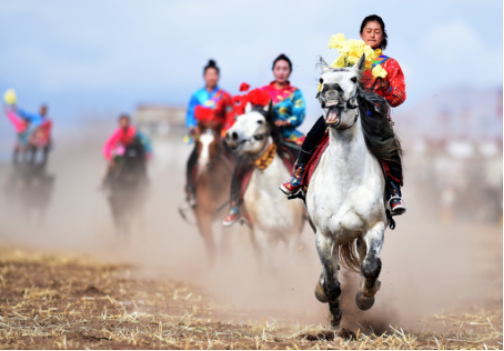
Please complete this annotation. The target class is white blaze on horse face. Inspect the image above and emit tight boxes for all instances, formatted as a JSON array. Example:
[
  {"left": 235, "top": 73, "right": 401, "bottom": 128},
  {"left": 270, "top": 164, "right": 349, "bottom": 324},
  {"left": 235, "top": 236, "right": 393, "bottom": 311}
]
[
  {"left": 226, "top": 111, "right": 268, "bottom": 155},
  {"left": 198, "top": 132, "right": 214, "bottom": 173}
]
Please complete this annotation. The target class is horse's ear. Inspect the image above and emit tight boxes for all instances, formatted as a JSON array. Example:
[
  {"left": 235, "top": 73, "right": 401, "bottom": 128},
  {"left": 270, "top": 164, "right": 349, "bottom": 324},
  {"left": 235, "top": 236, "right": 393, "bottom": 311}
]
[
  {"left": 263, "top": 100, "right": 273, "bottom": 113},
  {"left": 319, "top": 57, "right": 332, "bottom": 73},
  {"left": 245, "top": 102, "right": 253, "bottom": 114},
  {"left": 352, "top": 54, "right": 365, "bottom": 75}
]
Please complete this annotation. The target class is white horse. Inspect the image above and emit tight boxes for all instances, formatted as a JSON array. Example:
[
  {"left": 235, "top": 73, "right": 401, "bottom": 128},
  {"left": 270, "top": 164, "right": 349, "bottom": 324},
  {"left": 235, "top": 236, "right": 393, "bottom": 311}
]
[
  {"left": 225, "top": 102, "right": 305, "bottom": 267},
  {"left": 306, "top": 55, "right": 402, "bottom": 330}
]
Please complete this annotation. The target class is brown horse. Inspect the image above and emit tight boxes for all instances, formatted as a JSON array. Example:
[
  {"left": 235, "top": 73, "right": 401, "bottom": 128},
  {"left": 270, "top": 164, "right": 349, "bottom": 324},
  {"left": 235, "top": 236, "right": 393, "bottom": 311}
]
[{"left": 192, "top": 121, "right": 234, "bottom": 264}]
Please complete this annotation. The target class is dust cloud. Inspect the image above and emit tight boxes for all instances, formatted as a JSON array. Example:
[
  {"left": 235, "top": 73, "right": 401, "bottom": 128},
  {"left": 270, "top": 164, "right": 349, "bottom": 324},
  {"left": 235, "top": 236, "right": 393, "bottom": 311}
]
[{"left": 0, "top": 127, "right": 501, "bottom": 334}]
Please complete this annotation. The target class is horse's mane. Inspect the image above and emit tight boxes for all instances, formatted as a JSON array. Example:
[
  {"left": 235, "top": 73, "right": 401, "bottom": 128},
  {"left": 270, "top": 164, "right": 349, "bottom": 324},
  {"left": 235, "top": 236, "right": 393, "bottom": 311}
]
[{"left": 356, "top": 86, "right": 403, "bottom": 165}]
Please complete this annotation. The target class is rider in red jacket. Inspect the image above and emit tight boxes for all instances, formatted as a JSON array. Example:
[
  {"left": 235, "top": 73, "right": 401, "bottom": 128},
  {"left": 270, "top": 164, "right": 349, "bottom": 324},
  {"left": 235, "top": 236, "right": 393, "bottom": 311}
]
[{"left": 280, "top": 15, "right": 407, "bottom": 216}]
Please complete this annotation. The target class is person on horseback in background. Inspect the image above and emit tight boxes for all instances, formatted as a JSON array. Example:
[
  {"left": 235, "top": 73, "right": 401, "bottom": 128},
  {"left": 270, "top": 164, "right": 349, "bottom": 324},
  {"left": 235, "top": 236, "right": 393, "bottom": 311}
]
[
  {"left": 3, "top": 89, "right": 53, "bottom": 165},
  {"left": 185, "top": 59, "right": 235, "bottom": 208},
  {"left": 223, "top": 54, "right": 307, "bottom": 226},
  {"left": 281, "top": 14, "right": 406, "bottom": 216},
  {"left": 19, "top": 104, "right": 53, "bottom": 165},
  {"left": 102, "top": 114, "right": 152, "bottom": 189}
]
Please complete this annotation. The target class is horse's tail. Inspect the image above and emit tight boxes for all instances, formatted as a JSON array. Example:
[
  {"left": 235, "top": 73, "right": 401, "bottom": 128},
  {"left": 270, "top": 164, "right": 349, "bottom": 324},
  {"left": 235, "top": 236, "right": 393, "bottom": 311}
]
[{"left": 339, "top": 240, "right": 361, "bottom": 273}]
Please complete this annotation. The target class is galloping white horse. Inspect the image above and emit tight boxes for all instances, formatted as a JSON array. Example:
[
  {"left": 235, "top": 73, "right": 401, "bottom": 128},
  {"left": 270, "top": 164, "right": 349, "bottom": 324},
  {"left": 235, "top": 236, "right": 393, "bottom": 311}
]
[
  {"left": 225, "top": 102, "right": 305, "bottom": 267},
  {"left": 306, "top": 55, "right": 402, "bottom": 330}
]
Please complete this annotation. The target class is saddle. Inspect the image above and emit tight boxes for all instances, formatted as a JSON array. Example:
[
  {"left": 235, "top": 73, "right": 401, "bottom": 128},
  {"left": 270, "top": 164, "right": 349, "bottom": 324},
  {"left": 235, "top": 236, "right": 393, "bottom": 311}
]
[{"left": 297, "top": 131, "right": 397, "bottom": 199}]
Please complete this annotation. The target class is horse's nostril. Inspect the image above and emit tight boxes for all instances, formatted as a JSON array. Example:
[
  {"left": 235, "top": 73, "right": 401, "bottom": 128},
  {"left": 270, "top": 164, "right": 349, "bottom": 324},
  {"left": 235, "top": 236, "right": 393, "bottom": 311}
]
[{"left": 232, "top": 132, "right": 238, "bottom": 141}]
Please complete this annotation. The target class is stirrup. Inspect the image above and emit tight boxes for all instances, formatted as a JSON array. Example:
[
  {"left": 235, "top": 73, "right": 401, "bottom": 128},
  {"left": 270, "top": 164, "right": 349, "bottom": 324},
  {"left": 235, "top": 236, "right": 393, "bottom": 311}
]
[
  {"left": 388, "top": 195, "right": 407, "bottom": 216},
  {"left": 279, "top": 164, "right": 305, "bottom": 196},
  {"left": 185, "top": 185, "right": 197, "bottom": 208},
  {"left": 185, "top": 191, "right": 196, "bottom": 208},
  {"left": 279, "top": 177, "right": 302, "bottom": 196},
  {"left": 223, "top": 208, "right": 240, "bottom": 227}
]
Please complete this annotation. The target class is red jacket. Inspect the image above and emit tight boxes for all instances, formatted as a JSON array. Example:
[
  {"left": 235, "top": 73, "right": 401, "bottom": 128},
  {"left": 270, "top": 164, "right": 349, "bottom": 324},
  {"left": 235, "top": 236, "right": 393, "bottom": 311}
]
[
  {"left": 363, "top": 56, "right": 406, "bottom": 108},
  {"left": 195, "top": 91, "right": 235, "bottom": 132}
]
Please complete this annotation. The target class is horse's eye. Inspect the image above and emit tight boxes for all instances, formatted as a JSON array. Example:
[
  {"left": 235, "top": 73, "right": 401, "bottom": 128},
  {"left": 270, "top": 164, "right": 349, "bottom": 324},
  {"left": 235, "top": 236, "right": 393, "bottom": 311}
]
[
  {"left": 257, "top": 120, "right": 263, "bottom": 124},
  {"left": 319, "top": 78, "right": 323, "bottom": 84},
  {"left": 351, "top": 77, "right": 357, "bottom": 83}
]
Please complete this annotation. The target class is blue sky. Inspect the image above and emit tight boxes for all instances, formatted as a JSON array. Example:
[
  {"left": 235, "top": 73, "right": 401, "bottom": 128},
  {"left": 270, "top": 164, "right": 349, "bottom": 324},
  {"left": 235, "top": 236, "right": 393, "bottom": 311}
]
[{"left": 0, "top": 0, "right": 502, "bottom": 128}]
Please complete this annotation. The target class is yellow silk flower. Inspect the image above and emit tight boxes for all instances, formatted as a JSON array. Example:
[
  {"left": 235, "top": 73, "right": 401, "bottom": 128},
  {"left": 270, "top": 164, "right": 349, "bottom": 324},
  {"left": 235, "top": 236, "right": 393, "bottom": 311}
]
[
  {"left": 328, "top": 33, "right": 377, "bottom": 70},
  {"left": 331, "top": 54, "right": 346, "bottom": 68},
  {"left": 328, "top": 33, "right": 347, "bottom": 49},
  {"left": 372, "top": 64, "right": 388, "bottom": 79},
  {"left": 4, "top": 89, "right": 16, "bottom": 105}
]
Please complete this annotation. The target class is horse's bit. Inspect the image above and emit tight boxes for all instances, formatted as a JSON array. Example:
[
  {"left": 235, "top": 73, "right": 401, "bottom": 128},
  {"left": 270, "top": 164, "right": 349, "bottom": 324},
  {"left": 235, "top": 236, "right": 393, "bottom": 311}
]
[{"left": 236, "top": 130, "right": 269, "bottom": 145}]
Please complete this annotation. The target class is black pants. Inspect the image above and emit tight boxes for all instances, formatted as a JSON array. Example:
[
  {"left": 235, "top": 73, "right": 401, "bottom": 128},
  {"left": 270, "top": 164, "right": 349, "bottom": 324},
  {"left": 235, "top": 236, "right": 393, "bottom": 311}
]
[
  {"left": 186, "top": 144, "right": 198, "bottom": 192},
  {"left": 299, "top": 116, "right": 403, "bottom": 185},
  {"left": 229, "top": 155, "right": 252, "bottom": 207}
]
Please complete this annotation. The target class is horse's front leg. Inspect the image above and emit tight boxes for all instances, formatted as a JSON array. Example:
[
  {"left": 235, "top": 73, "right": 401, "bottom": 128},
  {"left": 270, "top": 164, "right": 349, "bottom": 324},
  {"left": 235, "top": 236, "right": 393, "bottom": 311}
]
[
  {"left": 315, "top": 231, "right": 342, "bottom": 330},
  {"left": 355, "top": 222, "right": 385, "bottom": 310},
  {"left": 195, "top": 209, "right": 217, "bottom": 266}
]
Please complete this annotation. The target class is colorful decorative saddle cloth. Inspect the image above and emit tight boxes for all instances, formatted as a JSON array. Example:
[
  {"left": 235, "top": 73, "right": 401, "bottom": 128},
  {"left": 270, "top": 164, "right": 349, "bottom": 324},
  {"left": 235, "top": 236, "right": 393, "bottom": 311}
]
[
  {"left": 300, "top": 132, "right": 330, "bottom": 194},
  {"left": 299, "top": 131, "right": 398, "bottom": 197}
]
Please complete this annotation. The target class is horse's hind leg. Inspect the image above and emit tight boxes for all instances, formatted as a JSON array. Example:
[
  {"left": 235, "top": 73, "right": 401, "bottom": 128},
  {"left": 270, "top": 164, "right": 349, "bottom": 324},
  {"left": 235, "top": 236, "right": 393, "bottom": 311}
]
[
  {"left": 355, "top": 222, "right": 385, "bottom": 311},
  {"left": 315, "top": 231, "right": 342, "bottom": 330}
]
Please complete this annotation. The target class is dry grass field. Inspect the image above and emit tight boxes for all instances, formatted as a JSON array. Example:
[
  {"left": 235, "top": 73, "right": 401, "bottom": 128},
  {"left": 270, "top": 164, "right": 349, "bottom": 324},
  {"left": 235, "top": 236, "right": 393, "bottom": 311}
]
[
  {"left": 0, "top": 249, "right": 501, "bottom": 350},
  {"left": 0, "top": 138, "right": 501, "bottom": 350}
]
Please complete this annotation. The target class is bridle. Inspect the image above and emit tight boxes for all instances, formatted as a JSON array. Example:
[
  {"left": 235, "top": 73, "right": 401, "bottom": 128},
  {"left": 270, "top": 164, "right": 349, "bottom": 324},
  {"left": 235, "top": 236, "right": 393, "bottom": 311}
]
[
  {"left": 321, "top": 94, "right": 360, "bottom": 131},
  {"left": 235, "top": 126, "right": 270, "bottom": 146}
]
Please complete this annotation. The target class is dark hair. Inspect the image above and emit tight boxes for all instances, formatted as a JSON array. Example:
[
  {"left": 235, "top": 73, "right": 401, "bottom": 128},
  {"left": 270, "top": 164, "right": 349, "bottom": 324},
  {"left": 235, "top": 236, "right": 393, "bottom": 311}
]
[
  {"left": 360, "top": 14, "right": 388, "bottom": 50},
  {"left": 204, "top": 59, "right": 220, "bottom": 75},
  {"left": 272, "top": 54, "right": 292, "bottom": 72}
]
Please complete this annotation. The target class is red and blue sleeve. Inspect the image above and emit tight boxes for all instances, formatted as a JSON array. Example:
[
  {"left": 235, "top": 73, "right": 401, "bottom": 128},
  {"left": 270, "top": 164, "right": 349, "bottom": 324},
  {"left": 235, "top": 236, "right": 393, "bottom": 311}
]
[{"left": 382, "top": 59, "right": 406, "bottom": 107}]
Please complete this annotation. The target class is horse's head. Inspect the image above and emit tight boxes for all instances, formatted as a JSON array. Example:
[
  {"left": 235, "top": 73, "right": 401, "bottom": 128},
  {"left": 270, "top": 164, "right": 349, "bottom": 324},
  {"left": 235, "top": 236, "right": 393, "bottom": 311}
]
[
  {"left": 224, "top": 101, "right": 273, "bottom": 155},
  {"left": 196, "top": 120, "right": 223, "bottom": 168},
  {"left": 317, "top": 55, "right": 364, "bottom": 129}
]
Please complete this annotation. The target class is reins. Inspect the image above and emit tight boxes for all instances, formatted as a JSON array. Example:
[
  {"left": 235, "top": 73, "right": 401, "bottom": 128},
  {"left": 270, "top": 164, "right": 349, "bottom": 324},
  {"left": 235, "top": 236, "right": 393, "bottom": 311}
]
[{"left": 236, "top": 131, "right": 270, "bottom": 145}]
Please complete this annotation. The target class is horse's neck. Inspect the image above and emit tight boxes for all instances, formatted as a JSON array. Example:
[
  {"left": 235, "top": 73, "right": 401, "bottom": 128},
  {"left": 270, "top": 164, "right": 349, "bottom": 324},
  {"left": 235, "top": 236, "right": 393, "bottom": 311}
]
[
  {"left": 250, "top": 138, "right": 288, "bottom": 188},
  {"left": 326, "top": 112, "right": 370, "bottom": 176}
]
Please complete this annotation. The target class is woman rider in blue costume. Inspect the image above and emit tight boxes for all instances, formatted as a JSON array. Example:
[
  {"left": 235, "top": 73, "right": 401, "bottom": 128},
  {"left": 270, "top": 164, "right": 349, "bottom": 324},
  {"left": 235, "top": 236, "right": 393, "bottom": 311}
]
[{"left": 185, "top": 60, "right": 235, "bottom": 207}]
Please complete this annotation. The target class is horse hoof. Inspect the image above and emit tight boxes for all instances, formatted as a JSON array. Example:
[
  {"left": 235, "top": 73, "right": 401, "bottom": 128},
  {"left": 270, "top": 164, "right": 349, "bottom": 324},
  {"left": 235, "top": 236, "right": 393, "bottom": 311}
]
[
  {"left": 329, "top": 315, "right": 341, "bottom": 331},
  {"left": 355, "top": 291, "right": 375, "bottom": 311},
  {"left": 338, "top": 328, "right": 357, "bottom": 341},
  {"left": 314, "top": 281, "right": 328, "bottom": 303}
]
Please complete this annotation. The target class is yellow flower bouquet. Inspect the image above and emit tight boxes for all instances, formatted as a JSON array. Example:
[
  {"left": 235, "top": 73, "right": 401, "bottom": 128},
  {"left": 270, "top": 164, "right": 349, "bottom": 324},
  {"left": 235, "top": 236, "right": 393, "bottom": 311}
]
[{"left": 328, "top": 33, "right": 387, "bottom": 79}]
